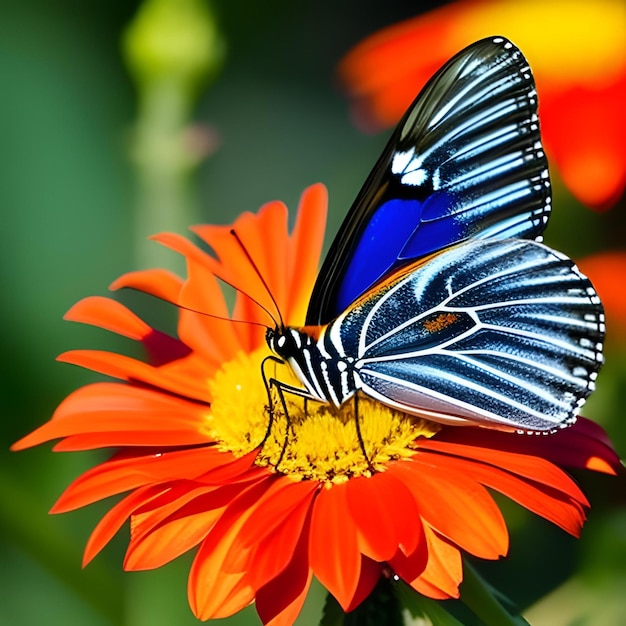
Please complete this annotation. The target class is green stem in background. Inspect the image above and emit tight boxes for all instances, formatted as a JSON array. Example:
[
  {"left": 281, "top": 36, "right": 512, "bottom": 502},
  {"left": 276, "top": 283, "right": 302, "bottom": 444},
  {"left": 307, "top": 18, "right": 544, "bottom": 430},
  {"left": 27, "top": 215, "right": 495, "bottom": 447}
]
[
  {"left": 121, "top": 2, "right": 225, "bottom": 624},
  {"left": 459, "top": 560, "right": 530, "bottom": 626},
  {"left": 123, "top": 0, "right": 225, "bottom": 270},
  {"left": 391, "top": 560, "right": 530, "bottom": 626},
  {"left": 393, "top": 579, "right": 464, "bottom": 626},
  {"left": 130, "top": 76, "right": 200, "bottom": 271}
]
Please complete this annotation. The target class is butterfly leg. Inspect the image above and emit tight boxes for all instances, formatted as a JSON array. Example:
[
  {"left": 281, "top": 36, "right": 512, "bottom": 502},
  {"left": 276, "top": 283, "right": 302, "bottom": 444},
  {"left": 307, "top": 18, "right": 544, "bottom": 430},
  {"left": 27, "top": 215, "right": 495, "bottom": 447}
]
[
  {"left": 352, "top": 393, "right": 374, "bottom": 472},
  {"left": 260, "top": 355, "right": 288, "bottom": 445},
  {"left": 261, "top": 355, "right": 317, "bottom": 468}
]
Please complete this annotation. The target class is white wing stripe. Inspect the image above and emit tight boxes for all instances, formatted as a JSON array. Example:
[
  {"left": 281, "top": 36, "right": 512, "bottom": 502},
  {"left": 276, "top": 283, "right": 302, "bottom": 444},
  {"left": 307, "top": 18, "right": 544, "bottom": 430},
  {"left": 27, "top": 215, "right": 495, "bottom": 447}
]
[
  {"left": 358, "top": 367, "right": 557, "bottom": 423},
  {"left": 453, "top": 349, "right": 589, "bottom": 387}
]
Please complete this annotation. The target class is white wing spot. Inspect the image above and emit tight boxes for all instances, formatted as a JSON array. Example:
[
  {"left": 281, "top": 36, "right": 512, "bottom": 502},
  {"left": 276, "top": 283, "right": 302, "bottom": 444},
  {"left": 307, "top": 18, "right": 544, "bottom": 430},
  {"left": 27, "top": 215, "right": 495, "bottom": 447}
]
[
  {"left": 391, "top": 148, "right": 415, "bottom": 174},
  {"left": 402, "top": 169, "right": 428, "bottom": 186}
]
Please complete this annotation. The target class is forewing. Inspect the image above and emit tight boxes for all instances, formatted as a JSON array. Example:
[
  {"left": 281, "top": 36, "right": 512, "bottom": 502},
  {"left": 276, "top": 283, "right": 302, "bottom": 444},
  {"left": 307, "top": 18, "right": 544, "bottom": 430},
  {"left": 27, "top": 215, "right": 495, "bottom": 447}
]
[
  {"left": 307, "top": 36, "right": 550, "bottom": 325},
  {"left": 333, "top": 239, "right": 603, "bottom": 431}
]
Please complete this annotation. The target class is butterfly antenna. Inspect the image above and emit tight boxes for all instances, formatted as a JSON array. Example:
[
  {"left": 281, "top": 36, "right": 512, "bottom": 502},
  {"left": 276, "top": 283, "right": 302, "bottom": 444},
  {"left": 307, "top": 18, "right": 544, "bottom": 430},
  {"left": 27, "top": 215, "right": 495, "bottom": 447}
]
[
  {"left": 175, "top": 302, "right": 270, "bottom": 329},
  {"left": 229, "top": 228, "right": 285, "bottom": 328}
]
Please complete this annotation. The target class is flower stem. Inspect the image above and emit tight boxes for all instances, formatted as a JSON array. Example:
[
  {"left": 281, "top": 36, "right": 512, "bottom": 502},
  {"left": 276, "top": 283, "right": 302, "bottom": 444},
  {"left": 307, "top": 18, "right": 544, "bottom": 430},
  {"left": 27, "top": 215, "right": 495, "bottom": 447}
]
[
  {"left": 460, "top": 560, "right": 530, "bottom": 626},
  {"left": 123, "top": 0, "right": 225, "bottom": 270},
  {"left": 130, "top": 77, "right": 198, "bottom": 271}
]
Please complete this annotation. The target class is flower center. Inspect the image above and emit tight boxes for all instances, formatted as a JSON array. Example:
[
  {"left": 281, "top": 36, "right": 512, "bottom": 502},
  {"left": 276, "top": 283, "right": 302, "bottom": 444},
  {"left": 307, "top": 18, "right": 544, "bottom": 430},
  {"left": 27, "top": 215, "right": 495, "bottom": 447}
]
[{"left": 208, "top": 347, "right": 440, "bottom": 482}]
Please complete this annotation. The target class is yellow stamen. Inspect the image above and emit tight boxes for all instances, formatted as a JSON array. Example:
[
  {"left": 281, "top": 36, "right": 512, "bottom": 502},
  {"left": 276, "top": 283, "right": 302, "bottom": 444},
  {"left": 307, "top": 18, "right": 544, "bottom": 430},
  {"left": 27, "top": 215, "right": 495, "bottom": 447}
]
[{"left": 208, "top": 346, "right": 440, "bottom": 482}]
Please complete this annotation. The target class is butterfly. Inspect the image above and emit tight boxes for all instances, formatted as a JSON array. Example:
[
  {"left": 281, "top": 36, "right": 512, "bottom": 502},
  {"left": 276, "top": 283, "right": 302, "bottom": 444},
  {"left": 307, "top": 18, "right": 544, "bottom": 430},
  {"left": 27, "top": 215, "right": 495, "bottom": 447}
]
[{"left": 265, "top": 36, "right": 604, "bottom": 434}]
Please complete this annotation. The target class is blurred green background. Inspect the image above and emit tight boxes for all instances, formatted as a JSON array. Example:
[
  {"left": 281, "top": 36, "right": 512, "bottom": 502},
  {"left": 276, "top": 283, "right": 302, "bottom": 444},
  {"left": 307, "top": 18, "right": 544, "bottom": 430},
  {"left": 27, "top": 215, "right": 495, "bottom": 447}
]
[{"left": 1, "top": 1, "right": 624, "bottom": 625}]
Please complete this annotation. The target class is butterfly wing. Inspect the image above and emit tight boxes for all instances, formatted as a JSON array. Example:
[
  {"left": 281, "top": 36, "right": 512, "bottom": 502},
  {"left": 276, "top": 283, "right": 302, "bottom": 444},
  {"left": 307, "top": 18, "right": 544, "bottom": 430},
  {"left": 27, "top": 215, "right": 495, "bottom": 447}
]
[
  {"left": 332, "top": 239, "right": 604, "bottom": 431},
  {"left": 307, "top": 36, "right": 550, "bottom": 325}
]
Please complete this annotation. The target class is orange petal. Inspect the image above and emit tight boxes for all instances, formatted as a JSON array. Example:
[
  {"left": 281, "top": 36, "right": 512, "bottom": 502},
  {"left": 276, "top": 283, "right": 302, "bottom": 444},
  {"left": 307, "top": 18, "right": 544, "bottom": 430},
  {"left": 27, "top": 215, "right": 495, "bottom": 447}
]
[
  {"left": 410, "top": 524, "right": 462, "bottom": 600},
  {"left": 426, "top": 451, "right": 587, "bottom": 537},
  {"left": 51, "top": 433, "right": 162, "bottom": 451},
  {"left": 12, "top": 382, "right": 211, "bottom": 451},
  {"left": 189, "top": 480, "right": 270, "bottom": 619},
  {"left": 179, "top": 259, "right": 245, "bottom": 361},
  {"left": 309, "top": 482, "right": 361, "bottom": 611},
  {"left": 346, "top": 472, "right": 422, "bottom": 561},
  {"left": 286, "top": 184, "right": 327, "bottom": 325},
  {"left": 125, "top": 484, "right": 235, "bottom": 570},
  {"left": 83, "top": 485, "right": 169, "bottom": 566},
  {"left": 64, "top": 297, "right": 194, "bottom": 367},
  {"left": 434, "top": 421, "right": 622, "bottom": 475},
  {"left": 420, "top": 437, "right": 587, "bottom": 502},
  {"left": 256, "top": 521, "right": 313, "bottom": 626},
  {"left": 65, "top": 297, "right": 151, "bottom": 339},
  {"left": 57, "top": 349, "right": 212, "bottom": 403},
  {"left": 389, "top": 459, "right": 508, "bottom": 560},
  {"left": 150, "top": 231, "right": 246, "bottom": 359},
  {"left": 110, "top": 267, "right": 183, "bottom": 302},
  {"left": 344, "top": 556, "right": 384, "bottom": 613},
  {"left": 234, "top": 200, "right": 289, "bottom": 319},
  {"left": 197, "top": 451, "right": 267, "bottom": 485},
  {"left": 50, "top": 447, "right": 242, "bottom": 513},
  {"left": 243, "top": 487, "right": 316, "bottom": 592},
  {"left": 233, "top": 478, "right": 319, "bottom": 554},
  {"left": 388, "top": 543, "right": 428, "bottom": 590},
  {"left": 193, "top": 211, "right": 284, "bottom": 330},
  {"left": 559, "top": 420, "right": 617, "bottom": 472}
]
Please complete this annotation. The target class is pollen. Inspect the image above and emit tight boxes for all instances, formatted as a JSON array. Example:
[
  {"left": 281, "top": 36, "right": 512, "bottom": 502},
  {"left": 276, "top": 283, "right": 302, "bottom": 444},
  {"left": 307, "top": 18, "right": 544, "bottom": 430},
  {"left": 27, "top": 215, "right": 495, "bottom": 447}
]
[{"left": 208, "top": 346, "right": 440, "bottom": 482}]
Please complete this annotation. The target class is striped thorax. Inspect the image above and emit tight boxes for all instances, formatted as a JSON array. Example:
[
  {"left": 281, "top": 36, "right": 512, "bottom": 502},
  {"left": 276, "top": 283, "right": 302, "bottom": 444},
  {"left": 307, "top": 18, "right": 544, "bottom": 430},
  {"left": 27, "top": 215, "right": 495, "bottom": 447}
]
[{"left": 266, "top": 326, "right": 357, "bottom": 407}]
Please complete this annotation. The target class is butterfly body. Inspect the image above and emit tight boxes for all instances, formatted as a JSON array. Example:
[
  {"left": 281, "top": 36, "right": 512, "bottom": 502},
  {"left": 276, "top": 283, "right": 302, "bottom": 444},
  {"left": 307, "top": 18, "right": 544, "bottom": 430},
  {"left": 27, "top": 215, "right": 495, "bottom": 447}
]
[{"left": 266, "top": 36, "right": 604, "bottom": 433}]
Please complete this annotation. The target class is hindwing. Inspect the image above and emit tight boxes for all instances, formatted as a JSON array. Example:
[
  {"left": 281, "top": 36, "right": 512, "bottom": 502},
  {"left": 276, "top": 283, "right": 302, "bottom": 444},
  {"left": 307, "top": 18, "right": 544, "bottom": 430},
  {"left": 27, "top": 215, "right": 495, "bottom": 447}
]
[{"left": 331, "top": 239, "right": 604, "bottom": 431}]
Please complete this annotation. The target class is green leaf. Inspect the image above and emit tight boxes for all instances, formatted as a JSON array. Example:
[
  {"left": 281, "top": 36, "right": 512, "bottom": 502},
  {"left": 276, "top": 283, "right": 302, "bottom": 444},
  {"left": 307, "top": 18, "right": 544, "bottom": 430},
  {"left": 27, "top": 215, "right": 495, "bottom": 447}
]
[
  {"left": 320, "top": 592, "right": 345, "bottom": 626},
  {"left": 460, "top": 562, "right": 530, "bottom": 626},
  {"left": 320, "top": 578, "right": 404, "bottom": 626},
  {"left": 394, "top": 579, "right": 465, "bottom": 626}
]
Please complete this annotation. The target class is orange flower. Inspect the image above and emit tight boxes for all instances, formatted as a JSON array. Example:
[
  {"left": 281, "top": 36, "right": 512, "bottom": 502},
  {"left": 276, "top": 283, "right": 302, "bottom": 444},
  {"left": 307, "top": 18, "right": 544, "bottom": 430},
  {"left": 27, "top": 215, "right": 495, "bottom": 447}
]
[
  {"left": 339, "top": 0, "right": 626, "bottom": 210},
  {"left": 577, "top": 252, "right": 626, "bottom": 341},
  {"left": 13, "top": 185, "right": 621, "bottom": 624}
]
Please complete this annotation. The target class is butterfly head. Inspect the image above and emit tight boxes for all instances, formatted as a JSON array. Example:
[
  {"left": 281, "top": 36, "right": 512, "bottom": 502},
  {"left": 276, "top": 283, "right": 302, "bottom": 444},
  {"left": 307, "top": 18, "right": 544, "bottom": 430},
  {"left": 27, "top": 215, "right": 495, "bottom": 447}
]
[
  {"left": 265, "top": 326, "right": 279, "bottom": 354},
  {"left": 266, "top": 326, "right": 298, "bottom": 361}
]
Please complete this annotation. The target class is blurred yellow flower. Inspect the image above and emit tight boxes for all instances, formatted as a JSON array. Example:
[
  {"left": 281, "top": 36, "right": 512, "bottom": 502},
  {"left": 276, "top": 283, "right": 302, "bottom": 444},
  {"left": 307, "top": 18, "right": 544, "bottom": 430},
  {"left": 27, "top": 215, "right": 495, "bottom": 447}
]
[{"left": 124, "top": 0, "right": 225, "bottom": 101}]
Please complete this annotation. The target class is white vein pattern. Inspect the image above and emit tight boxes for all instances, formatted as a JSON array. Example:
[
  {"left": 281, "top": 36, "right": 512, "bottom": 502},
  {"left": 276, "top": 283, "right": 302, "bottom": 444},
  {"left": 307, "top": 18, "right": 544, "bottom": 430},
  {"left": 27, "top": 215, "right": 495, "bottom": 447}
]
[
  {"left": 331, "top": 239, "right": 604, "bottom": 431},
  {"left": 392, "top": 38, "right": 551, "bottom": 240}
]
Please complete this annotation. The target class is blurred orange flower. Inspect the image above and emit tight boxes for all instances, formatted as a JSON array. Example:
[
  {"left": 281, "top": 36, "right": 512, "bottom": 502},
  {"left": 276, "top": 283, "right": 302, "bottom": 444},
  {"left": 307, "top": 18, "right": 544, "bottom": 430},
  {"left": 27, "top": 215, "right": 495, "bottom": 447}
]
[
  {"left": 577, "top": 252, "right": 626, "bottom": 341},
  {"left": 13, "top": 186, "right": 621, "bottom": 624},
  {"left": 339, "top": 0, "right": 626, "bottom": 210}
]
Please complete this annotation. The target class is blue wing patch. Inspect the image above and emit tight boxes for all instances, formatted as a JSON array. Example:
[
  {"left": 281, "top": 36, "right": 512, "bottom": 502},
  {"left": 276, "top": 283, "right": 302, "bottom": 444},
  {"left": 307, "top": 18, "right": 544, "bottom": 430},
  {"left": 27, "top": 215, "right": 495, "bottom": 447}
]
[{"left": 335, "top": 195, "right": 461, "bottom": 312}]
